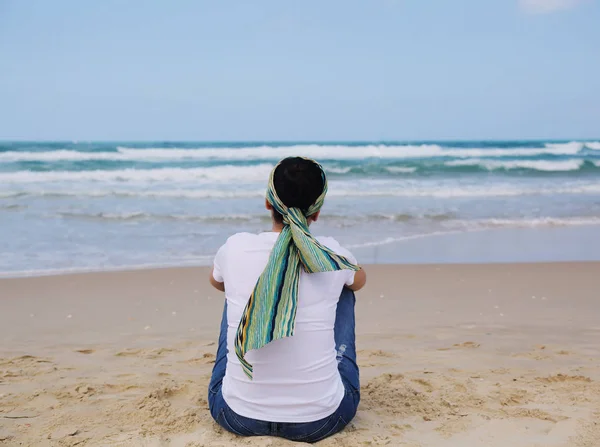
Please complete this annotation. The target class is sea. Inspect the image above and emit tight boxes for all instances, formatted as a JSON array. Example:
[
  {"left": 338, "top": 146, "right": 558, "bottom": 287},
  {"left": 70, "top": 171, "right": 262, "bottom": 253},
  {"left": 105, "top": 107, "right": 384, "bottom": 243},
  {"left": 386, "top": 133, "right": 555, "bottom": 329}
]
[{"left": 1, "top": 140, "right": 600, "bottom": 277}]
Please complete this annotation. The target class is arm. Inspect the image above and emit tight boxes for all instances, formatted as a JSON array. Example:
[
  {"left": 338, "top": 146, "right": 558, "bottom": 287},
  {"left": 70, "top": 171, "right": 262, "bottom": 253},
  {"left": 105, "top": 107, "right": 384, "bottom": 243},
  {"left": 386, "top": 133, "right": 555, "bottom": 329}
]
[
  {"left": 209, "top": 268, "right": 225, "bottom": 292},
  {"left": 210, "top": 240, "right": 227, "bottom": 292},
  {"left": 347, "top": 267, "right": 366, "bottom": 292}
]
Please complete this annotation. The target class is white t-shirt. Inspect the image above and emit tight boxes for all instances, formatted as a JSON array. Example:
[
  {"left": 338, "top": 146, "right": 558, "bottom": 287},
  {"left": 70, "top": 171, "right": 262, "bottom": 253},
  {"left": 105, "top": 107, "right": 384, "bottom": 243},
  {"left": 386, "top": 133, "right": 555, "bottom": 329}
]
[{"left": 212, "top": 231, "right": 357, "bottom": 423}]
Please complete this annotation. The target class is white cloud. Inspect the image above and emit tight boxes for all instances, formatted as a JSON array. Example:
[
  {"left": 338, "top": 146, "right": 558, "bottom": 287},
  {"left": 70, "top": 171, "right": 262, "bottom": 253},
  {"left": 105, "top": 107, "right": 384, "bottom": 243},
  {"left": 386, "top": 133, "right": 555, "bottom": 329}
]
[{"left": 519, "top": 0, "right": 585, "bottom": 14}]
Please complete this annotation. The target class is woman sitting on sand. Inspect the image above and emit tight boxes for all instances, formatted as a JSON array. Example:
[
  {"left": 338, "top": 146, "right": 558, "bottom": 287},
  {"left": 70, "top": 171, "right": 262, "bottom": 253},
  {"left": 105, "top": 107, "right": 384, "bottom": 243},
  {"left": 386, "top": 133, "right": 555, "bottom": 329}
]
[{"left": 208, "top": 157, "right": 367, "bottom": 443}]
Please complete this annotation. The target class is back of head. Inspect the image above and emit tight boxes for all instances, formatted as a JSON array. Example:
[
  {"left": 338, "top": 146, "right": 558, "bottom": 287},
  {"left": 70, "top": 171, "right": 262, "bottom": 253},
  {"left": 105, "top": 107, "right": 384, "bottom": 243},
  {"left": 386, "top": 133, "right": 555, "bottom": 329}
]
[{"left": 272, "top": 157, "right": 325, "bottom": 219}]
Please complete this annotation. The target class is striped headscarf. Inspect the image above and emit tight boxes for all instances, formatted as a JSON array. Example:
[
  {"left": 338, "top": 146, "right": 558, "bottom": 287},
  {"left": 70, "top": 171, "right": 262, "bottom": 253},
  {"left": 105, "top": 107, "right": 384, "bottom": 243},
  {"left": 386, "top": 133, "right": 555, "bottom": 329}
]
[{"left": 234, "top": 158, "right": 359, "bottom": 379}]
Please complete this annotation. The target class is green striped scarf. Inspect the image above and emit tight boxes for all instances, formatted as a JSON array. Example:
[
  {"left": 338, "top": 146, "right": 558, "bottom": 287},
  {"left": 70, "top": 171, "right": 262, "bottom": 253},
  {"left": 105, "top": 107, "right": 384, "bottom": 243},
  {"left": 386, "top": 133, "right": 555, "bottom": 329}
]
[{"left": 234, "top": 158, "right": 359, "bottom": 379}]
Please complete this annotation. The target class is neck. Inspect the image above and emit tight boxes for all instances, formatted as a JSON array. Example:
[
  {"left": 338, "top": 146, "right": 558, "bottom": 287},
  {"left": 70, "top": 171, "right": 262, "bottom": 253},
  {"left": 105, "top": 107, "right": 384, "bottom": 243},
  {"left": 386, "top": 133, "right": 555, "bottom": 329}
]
[
  {"left": 271, "top": 219, "right": 312, "bottom": 233},
  {"left": 271, "top": 222, "right": 284, "bottom": 233}
]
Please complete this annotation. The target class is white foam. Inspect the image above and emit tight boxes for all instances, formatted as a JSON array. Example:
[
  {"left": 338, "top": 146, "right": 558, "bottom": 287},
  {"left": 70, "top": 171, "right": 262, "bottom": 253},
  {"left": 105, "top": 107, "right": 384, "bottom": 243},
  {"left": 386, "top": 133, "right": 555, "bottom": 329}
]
[
  {"left": 56, "top": 211, "right": 267, "bottom": 222},
  {"left": 54, "top": 210, "right": 455, "bottom": 223},
  {"left": 4, "top": 180, "right": 600, "bottom": 200},
  {"left": 0, "top": 150, "right": 122, "bottom": 162},
  {"left": 446, "top": 159, "right": 584, "bottom": 172},
  {"left": 470, "top": 217, "right": 600, "bottom": 228},
  {"left": 326, "top": 166, "right": 352, "bottom": 174},
  {"left": 133, "top": 186, "right": 540, "bottom": 199},
  {"left": 345, "top": 230, "right": 464, "bottom": 249},
  {"left": 110, "top": 144, "right": 593, "bottom": 158},
  {"left": 544, "top": 141, "right": 585, "bottom": 152},
  {"left": 335, "top": 183, "right": 600, "bottom": 198},
  {"left": 587, "top": 142, "right": 600, "bottom": 150},
  {"left": 0, "top": 143, "right": 588, "bottom": 163},
  {"left": 328, "top": 187, "right": 520, "bottom": 198},
  {"left": 0, "top": 164, "right": 275, "bottom": 184},
  {"left": 0, "top": 163, "right": 418, "bottom": 184},
  {"left": 0, "top": 189, "right": 267, "bottom": 199},
  {"left": 384, "top": 166, "right": 417, "bottom": 173},
  {"left": 0, "top": 257, "right": 216, "bottom": 279},
  {"left": 116, "top": 145, "right": 449, "bottom": 160}
]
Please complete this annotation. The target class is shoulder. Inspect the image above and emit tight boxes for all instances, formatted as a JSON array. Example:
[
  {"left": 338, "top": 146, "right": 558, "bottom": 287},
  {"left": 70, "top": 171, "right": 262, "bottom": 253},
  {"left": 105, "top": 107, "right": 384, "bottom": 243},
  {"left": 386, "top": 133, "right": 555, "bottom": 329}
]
[
  {"left": 215, "top": 232, "right": 252, "bottom": 256},
  {"left": 316, "top": 236, "right": 357, "bottom": 264},
  {"left": 218, "top": 232, "right": 274, "bottom": 254},
  {"left": 224, "top": 232, "right": 257, "bottom": 246}
]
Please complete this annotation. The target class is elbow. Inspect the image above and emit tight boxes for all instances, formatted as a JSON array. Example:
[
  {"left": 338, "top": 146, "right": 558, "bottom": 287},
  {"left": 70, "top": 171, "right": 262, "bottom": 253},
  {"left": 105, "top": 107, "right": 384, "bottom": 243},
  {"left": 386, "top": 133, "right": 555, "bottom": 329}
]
[
  {"left": 348, "top": 268, "right": 367, "bottom": 292},
  {"left": 209, "top": 270, "right": 225, "bottom": 292}
]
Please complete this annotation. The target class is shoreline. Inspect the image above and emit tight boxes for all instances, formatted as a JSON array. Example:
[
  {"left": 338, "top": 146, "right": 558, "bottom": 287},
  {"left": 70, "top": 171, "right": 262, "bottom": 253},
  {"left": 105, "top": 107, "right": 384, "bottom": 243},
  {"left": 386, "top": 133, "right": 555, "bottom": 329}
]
[
  {"left": 1, "top": 258, "right": 599, "bottom": 280},
  {"left": 2, "top": 223, "right": 600, "bottom": 279}
]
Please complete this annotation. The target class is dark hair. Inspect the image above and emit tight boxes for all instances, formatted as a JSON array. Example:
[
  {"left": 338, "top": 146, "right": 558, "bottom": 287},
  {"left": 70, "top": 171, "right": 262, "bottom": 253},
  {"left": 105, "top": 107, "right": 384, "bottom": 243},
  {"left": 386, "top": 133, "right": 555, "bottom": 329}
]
[{"left": 271, "top": 157, "right": 325, "bottom": 223}]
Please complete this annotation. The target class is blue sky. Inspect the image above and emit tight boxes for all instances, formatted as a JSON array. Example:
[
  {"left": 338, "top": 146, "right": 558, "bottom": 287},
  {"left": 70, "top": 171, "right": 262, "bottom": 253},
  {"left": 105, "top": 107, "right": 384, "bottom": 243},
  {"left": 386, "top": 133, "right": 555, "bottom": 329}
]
[{"left": 0, "top": 0, "right": 598, "bottom": 141}]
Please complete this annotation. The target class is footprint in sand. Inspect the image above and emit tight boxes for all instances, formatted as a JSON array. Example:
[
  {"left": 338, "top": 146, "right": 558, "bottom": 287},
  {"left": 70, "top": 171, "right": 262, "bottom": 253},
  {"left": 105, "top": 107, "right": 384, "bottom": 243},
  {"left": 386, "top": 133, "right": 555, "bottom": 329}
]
[
  {"left": 388, "top": 423, "right": 414, "bottom": 433},
  {"left": 411, "top": 378, "right": 435, "bottom": 393},
  {"left": 75, "top": 349, "right": 95, "bottom": 355},
  {"left": 357, "top": 350, "right": 396, "bottom": 368},
  {"left": 115, "top": 349, "right": 143, "bottom": 357},
  {"left": 0, "top": 355, "right": 52, "bottom": 365},
  {"left": 498, "top": 389, "right": 529, "bottom": 406},
  {"left": 181, "top": 353, "right": 216, "bottom": 365},
  {"left": 358, "top": 349, "right": 396, "bottom": 358},
  {"left": 369, "top": 349, "right": 395, "bottom": 358},
  {"left": 512, "top": 345, "right": 557, "bottom": 360},
  {"left": 438, "top": 341, "right": 480, "bottom": 351},
  {"left": 115, "top": 373, "right": 137, "bottom": 378},
  {"left": 453, "top": 341, "right": 480, "bottom": 349},
  {"left": 145, "top": 348, "right": 177, "bottom": 359},
  {"left": 536, "top": 374, "right": 592, "bottom": 384},
  {"left": 502, "top": 407, "right": 568, "bottom": 423},
  {"left": 115, "top": 348, "right": 177, "bottom": 359}
]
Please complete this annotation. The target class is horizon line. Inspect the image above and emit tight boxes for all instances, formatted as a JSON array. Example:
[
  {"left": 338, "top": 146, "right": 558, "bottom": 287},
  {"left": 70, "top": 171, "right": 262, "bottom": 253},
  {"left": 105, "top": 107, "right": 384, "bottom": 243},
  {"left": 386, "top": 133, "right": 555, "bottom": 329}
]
[{"left": 1, "top": 138, "right": 598, "bottom": 144}]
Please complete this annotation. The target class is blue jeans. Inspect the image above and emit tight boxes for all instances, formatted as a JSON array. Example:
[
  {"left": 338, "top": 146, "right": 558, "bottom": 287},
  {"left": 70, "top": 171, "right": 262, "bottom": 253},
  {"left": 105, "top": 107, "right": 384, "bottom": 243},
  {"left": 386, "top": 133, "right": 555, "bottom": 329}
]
[{"left": 208, "top": 287, "right": 360, "bottom": 443}]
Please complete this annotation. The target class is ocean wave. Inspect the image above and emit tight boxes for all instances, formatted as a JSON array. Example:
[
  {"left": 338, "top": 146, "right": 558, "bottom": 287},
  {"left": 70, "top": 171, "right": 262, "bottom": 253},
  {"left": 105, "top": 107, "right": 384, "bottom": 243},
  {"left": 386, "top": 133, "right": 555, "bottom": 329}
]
[
  {"left": 0, "top": 142, "right": 592, "bottom": 163},
  {"left": 0, "top": 149, "right": 123, "bottom": 162},
  {"left": 54, "top": 210, "right": 456, "bottom": 224},
  {"left": 93, "top": 143, "right": 600, "bottom": 159},
  {"left": 0, "top": 164, "right": 275, "bottom": 184},
  {"left": 2, "top": 157, "right": 596, "bottom": 187},
  {"left": 544, "top": 141, "right": 585, "bottom": 152},
  {"left": 4, "top": 182, "right": 600, "bottom": 200},
  {"left": 585, "top": 142, "right": 600, "bottom": 150},
  {"left": 445, "top": 159, "right": 585, "bottom": 172},
  {"left": 55, "top": 211, "right": 271, "bottom": 223},
  {"left": 0, "top": 189, "right": 267, "bottom": 199},
  {"left": 326, "top": 166, "right": 352, "bottom": 174},
  {"left": 384, "top": 166, "right": 417, "bottom": 174}
]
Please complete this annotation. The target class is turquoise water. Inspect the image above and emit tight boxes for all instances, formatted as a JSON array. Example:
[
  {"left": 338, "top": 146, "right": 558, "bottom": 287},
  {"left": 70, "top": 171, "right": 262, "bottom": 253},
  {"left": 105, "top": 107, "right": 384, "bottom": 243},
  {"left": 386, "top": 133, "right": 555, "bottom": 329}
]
[{"left": 1, "top": 141, "right": 599, "bottom": 275}]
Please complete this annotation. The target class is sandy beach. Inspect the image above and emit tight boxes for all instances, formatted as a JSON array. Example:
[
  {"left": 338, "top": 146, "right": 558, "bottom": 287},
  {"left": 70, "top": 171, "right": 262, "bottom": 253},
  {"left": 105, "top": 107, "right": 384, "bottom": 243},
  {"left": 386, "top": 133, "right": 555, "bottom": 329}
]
[{"left": 1, "top": 263, "right": 599, "bottom": 446}]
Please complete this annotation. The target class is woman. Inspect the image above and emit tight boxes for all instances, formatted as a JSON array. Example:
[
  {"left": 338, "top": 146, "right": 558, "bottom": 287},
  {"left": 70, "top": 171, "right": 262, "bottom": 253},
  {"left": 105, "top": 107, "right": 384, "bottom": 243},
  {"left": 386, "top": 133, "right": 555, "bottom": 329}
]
[{"left": 208, "top": 157, "right": 367, "bottom": 443}]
